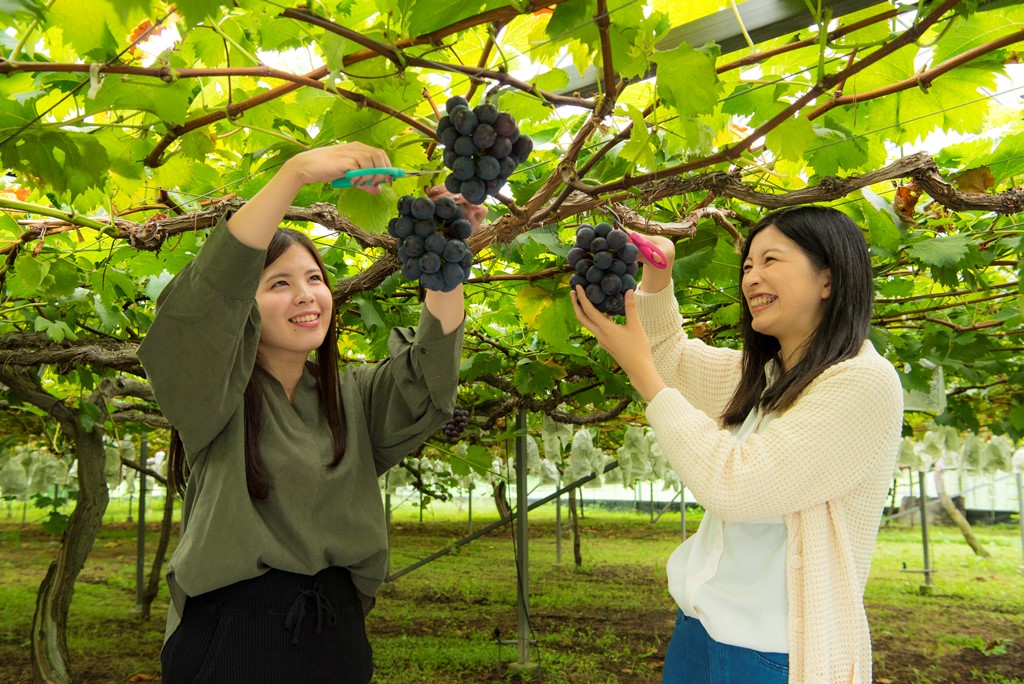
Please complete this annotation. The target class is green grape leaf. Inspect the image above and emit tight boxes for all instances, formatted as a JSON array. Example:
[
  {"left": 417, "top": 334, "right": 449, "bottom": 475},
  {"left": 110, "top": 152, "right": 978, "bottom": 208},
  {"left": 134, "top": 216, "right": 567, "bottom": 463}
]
[
  {"left": 92, "top": 295, "right": 129, "bottom": 331},
  {"left": 407, "top": 0, "right": 507, "bottom": 36},
  {"left": 34, "top": 316, "right": 76, "bottom": 342},
  {"left": 620, "top": 104, "right": 658, "bottom": 171},
  {"left": 0, "top": 0, "right": 45, "bottom": 20},
  {"left": 908, "top": 234, "right": 973, "bottom": 268},
  {"left": 546, "top": 0, "right": 594, "bottom": 41},
  {"left": 78, "top": 399, "right": 103, "bottom": 432},
  {"left": 455, "top": 444, "right": 493, "bottom": 477},
  {"left": 8, "top": 254, "right": 48, "bottom": 298},
  {"left": 806, "top": 121, "right": 870, "bottom": 177},
  {"left": 50, "top": 0, "right": 120, "bottom": 59},
  {"left": 460, "top": 352, "right": 503, "bottom": 381},
  {"left": 764, "top": 115, "right": 815, "bottom": 163},
  {"left": 2, "top": 129, "right": 109, "bottom": 198},
  {"left": 534, "top": 69, "right": 569, "bottom": 93},
  {"left": 650, "top": 42, "right": 721, "bottom": 117},
  {"left": 514, "top": 358, "right": 566, "bottom": 396},
  {"left": 143, "top": 270, "right": 174, "bottom": 301},
  {"left": 354, "top": 295, "right": 385, "bottom": 330},
  {"left": 0, "top": 211, "right": 20, "bottom": 237},
  {"left": 48, "top": 257, "right": 81, "bottom": 298},
  {"left": 86, "top": 75, "right": 192, "bottom": 125},
  {"left": 173, "top": 0, "right": 226, "bottom": 25},
  {"left": 516, "top": 281, "right": 575, "bottom": 349},
  {"left": 721, "top": 81, "right": 782, "bottom": 118}
]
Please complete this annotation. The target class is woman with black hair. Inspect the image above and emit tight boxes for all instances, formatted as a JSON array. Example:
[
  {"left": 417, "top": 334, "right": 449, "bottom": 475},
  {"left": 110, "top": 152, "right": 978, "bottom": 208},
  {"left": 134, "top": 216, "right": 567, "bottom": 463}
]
[
  {"left": 572, "top": 206, "right": 903, "bottom": 684},
  {"left": 139, "top": 142, "right": 484, "bottom": 683}
]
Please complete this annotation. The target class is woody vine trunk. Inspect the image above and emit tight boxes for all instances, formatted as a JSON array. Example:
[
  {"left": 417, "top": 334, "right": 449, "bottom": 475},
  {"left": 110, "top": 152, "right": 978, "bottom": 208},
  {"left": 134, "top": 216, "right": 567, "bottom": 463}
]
[{"left": 0, "top": 368, "right": 111, "bottom": 684}]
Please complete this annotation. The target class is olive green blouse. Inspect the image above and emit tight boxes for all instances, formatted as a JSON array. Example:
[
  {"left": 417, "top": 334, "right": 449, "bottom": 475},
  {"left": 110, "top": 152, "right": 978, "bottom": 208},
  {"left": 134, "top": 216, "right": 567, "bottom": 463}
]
[{"left": 137, "top": 217, "right": 463, "bottom": 641}]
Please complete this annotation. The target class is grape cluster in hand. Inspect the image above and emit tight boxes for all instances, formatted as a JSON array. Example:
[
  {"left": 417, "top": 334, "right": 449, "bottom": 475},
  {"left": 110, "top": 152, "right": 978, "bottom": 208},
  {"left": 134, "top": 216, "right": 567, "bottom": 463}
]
[
  {"left": 441, "top": 405, "right": 470, "bottom": 441},
  {"left": 437, "top": 96, "right": 533, "bottom": 205},
  {"left": 568, "top": 222, "right": 639, "bottom": 316},
  {"left": 390, "top": 195, "right": 473, "bottom": 292}
]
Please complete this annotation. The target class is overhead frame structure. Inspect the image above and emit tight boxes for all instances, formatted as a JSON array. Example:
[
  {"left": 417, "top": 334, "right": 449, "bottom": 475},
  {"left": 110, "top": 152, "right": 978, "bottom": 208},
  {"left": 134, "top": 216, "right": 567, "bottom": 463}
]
[{"left": 553, "top": 0, "right": 1011, "bottom": 97}]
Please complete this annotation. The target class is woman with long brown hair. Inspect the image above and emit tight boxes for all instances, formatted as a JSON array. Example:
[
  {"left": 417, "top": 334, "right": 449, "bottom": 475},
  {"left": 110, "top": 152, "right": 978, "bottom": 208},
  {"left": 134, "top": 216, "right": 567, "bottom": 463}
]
[
  {"left": 573, "top": 206, "right": 903, "bottom": 683},
  {"left": 139, "top": 142, "right": 483, "bottom": 683}
]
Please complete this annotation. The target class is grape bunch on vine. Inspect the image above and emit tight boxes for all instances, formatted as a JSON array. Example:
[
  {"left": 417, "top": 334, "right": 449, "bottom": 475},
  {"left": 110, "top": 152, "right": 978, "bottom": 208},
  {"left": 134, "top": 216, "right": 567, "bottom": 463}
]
[
  {"left": 437, "top": 96, "right": 533, "bottom": 204},
  {"left": 390, "top": 195, "right": 474, "bottom": 292},
  {"left": 568, "top": 222, "right": 639, "bottom": 316}
]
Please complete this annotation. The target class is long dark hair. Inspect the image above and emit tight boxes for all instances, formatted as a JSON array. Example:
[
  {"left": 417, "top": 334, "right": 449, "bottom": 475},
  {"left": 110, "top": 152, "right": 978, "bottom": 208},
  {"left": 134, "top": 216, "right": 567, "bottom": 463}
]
[
  {"left": 721, "top": 205, "right": 874, "bottom": 426},
  {"left": 168, "top": 228, "right": 346, "bottom": 499}
]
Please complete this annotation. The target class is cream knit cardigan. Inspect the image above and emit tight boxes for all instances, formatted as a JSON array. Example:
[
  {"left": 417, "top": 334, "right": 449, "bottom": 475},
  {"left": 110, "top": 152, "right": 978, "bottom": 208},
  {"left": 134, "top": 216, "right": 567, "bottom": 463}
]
[{"left": 635, "top": 284, "right": 903, "bottom": 684}]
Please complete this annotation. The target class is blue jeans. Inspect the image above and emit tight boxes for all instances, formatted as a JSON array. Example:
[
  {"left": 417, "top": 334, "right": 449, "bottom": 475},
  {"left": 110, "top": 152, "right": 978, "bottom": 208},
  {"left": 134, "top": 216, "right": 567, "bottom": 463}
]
[{"left": 663, "top": 610, "right": 789, "bottom": 684}]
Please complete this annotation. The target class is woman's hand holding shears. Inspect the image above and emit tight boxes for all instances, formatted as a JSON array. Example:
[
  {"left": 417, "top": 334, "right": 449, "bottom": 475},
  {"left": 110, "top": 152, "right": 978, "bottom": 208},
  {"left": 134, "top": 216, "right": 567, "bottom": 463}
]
[{"left": 630, "top": 232, "right": 675, "bottom": 294}]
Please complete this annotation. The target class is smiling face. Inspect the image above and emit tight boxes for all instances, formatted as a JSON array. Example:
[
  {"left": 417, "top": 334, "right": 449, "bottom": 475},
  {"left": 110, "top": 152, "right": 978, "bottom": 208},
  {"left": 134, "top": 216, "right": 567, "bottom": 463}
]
[
  {"left": 255, "top": 242, "right": 333, "bottom": 371},
  {"left": 742, "top": 225, "right": 831, "bottom": 367}
]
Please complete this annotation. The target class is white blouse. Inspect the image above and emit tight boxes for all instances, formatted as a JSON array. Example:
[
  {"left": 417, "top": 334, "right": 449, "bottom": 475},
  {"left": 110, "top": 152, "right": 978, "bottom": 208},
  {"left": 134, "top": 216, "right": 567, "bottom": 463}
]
[{"left": 666, "top": 404, "right": 789, "bottom": 653}]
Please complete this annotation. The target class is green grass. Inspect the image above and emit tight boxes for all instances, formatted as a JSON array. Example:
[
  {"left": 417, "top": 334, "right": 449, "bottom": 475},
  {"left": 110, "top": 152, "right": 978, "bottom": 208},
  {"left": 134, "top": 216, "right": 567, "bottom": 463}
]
[{"left": 1, "top": 499, "right": 1022, "bottom": 683}]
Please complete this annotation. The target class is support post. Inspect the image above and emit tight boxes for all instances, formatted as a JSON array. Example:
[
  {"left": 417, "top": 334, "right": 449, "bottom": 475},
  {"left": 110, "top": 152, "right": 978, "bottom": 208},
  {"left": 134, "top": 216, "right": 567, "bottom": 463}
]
[
  {"left": 384, "top": 472, "right": 391, "bottom": 531},
  {"left": 511, "top": 407, "right": 537, "bottom": 675},
  {"left": 1016, "top": 472, "right": 1023, "bottom": 568},
  {"left": 555, "top": 478, "right": 562, "bottom": 565},
  {"left": 135, "top": 434, "right": 147, "bottom": 614},
  {"left": 649, "top": 481, "right": 654, "bottom": 523},
  {"left": 680, "top": 486, "right": 687, "bottom": 542},
  {"left": 918, "top": 471, "right": 934, "bottom": 593}
]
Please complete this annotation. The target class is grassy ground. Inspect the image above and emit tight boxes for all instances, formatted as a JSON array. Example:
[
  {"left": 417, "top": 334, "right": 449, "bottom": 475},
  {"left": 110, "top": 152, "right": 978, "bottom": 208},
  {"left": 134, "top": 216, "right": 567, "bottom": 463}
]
[{"left": 0, "top": 497, "right": 1022, "bottom": 683}]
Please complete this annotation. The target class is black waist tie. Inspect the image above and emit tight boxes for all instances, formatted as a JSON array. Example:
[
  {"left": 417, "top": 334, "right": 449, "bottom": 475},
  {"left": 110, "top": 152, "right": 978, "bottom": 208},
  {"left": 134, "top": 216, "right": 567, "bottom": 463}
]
[
  {"left": 284, "top": 582, "right": 339, "bottom": 644},
  {"left": 161, "top": 566, "right": 373, "bottom": 684}
]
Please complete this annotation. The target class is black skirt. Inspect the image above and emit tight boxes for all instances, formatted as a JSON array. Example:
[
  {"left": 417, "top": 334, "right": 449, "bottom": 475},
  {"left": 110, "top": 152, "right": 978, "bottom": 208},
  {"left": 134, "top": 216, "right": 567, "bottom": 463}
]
[{"left": 161, "top": 566, "right": 373, "bottom": 684}]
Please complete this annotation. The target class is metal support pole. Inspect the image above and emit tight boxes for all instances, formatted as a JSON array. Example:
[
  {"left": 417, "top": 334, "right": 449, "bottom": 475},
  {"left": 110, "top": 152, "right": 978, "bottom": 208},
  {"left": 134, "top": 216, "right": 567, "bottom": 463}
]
[
  {"left": 384, "top": 472, "right": 391, "bottom": 530},
  {"left": 680, "top": 486, "right": 687, "bottom": 542},
  {"left": 918, "top": 471, "right": 933, "bottom": 592},
  {"left": 649, "top": 482, "right": 654, "bottom": 523},
  {"left": 1016, "top": 472, "right": 1023, "bottom": 567},
  {"left": 467, "top": 483, "right": 473, "bottom": 535},
  {"left": 513, "top": 407, "right": 536, "bottom": 673},
  {"left": 135, "top": 434, "right": 147, "bottom": 613},
  {"left": 555, "top": 479, "right": 562, "bottom": 565}
]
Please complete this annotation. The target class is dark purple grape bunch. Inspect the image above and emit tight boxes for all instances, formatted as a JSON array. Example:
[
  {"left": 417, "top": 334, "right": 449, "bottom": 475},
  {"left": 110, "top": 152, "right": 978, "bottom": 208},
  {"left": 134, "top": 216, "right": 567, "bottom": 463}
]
[
  {"left": 436, "top": 96, "right": 533, "bottom": 205},
  {"left": 568, "top": 222, "right": 639, "bottom": 316},
  {"left": 441, "top": 404, "right": 470, "bottom": 441},
  {"left": 389, "top": 194, "right": 473, "bottom": 292}
]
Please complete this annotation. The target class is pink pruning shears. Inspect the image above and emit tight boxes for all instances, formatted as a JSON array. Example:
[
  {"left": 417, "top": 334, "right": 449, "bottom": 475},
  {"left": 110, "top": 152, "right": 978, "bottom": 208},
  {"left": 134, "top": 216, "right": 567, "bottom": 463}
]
[{"left": 628, "top": 232, "right": 670, "bottom": 269}]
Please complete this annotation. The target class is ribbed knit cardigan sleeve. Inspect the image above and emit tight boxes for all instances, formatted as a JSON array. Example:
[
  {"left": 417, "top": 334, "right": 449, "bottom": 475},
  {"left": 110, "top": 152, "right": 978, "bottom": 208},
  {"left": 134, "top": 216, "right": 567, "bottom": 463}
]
[
  {"left": 635, "top": 281, "right": 904, "bottom": 523},
  {"left": 634, "top": 283, "right": 742, "bottom": 421}
]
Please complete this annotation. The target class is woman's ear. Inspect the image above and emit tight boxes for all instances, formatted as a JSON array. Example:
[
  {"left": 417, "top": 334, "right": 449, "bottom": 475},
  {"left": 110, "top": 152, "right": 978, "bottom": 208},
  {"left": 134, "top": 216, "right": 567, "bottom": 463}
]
[{"left": 820, "top": 268, "right": 832, "bottom": 300}]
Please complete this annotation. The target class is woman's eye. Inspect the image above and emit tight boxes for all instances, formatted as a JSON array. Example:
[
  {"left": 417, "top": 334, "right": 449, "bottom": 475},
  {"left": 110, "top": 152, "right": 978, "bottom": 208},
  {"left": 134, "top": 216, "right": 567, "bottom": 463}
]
[
  {"left": 310, "top": 274, "right": 322, "bottom": 282},
  {"left": 272, "top": 280, "right": 288, "bottom": 288}
]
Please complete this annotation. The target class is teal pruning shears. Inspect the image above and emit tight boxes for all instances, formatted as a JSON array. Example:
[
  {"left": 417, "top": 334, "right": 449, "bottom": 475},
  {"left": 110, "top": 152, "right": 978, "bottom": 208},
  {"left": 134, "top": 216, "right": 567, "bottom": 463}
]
[{"left": 330, "top": 167, "right": 443, "bottom": 189}]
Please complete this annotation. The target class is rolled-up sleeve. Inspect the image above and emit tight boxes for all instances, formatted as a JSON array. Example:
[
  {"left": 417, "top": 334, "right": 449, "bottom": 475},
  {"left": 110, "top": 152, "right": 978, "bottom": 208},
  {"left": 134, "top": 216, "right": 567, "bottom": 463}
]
[
  {"left": 355, "top": 307, "right": 464, "bottom": 473},
  {"left": 137, "top": 217, "right": 265, "bottom": 459}
]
